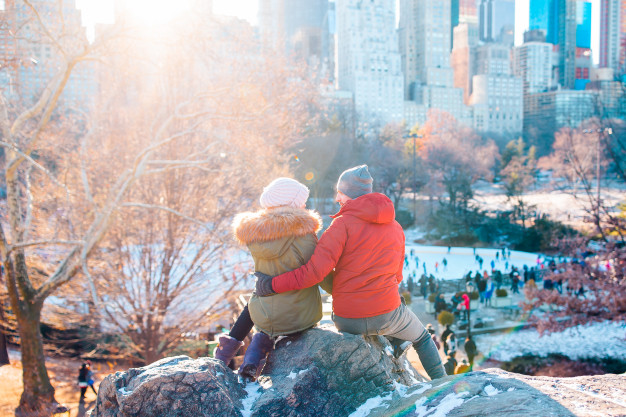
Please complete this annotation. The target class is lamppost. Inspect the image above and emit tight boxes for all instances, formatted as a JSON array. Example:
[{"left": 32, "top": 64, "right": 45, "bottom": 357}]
[
  {"left": 582, "top": 127, "right": 613, "bottom": 234},
  {"left": 404, "top": 132, "right": 422, "bottom": 223}
]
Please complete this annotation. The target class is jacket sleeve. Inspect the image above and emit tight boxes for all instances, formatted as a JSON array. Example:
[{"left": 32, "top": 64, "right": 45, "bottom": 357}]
[
  {"left": 396, "top": 229, "right": 405, "bottom": 284},
  {"left": 272, "top": 217, "right": 348, "bottom": 293}
]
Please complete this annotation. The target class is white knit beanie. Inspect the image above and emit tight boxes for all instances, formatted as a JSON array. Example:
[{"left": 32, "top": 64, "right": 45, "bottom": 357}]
[{"left": 259, "top": 178, "right": 309, "bottom": 209}]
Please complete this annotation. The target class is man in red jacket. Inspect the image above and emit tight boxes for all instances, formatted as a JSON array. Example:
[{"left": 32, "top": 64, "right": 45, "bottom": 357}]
[{"left": 255, "top": 165, "right": 446, "bottom": 379}]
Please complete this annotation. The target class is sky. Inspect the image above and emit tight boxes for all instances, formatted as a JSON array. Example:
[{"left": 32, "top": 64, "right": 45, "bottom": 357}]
[{"left": 76, "top": 0, "right": 601, "bottom": 64}]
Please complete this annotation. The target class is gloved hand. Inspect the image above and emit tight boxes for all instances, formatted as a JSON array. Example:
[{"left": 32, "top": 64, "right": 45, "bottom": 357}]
[{"left": 254, "top": 271, "right": 276, "bottom": 297}]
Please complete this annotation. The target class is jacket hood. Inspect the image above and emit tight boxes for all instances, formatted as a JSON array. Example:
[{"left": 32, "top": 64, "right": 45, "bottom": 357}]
[
  {"left": 233, "top": 206, "right": 322, "bottom": 245},
  {"left": 331, "top": 192, "right": 395, "bottom": 224}
]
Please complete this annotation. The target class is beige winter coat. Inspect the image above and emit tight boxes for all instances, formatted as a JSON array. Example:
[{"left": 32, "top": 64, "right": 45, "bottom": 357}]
[{"left": 233, "top": 206, "right": 324, "bottom": 337}]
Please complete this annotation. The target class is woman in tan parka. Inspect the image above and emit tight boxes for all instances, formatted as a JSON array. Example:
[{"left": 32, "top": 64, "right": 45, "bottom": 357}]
[{"left": 214, "top": 177, "right": 327, "bottom": 380}]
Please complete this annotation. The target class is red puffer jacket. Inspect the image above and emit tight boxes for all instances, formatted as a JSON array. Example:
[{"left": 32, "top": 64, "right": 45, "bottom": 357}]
[{"left": 272, "top": 193, "right": 405, "bottom": 318}]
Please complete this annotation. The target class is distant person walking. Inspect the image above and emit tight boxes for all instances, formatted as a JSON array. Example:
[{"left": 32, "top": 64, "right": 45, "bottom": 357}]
[
  {"left": 511, "top": 270, "right": 520, "bottom": 294},
  {"left": 78, "top": 362, "right": 97, "bottom": 402},
  {"left": 464, "top": 336, "right": 477, "bottom": 368},
  {"left": 444, "top": 351, "right": 457, "bottom": 376},
  {"left": 442, "top": 258, "right": 448, "bottom": 271}
]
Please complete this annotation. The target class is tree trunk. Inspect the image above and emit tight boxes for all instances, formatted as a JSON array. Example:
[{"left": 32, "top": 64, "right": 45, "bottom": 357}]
[
  {"left": 16, "top": 305, "right": 56, "bottom": 416},
  {"left": 0, "top": 305, "right": 9, "bottom": 365}
]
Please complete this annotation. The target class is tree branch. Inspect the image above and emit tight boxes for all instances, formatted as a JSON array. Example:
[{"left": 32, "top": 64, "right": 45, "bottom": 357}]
[{"left": 120, "top": 203, "right": 210, "bottom": 229}]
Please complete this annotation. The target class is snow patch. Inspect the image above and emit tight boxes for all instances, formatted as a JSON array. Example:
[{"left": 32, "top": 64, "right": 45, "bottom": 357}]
[
  {"left": 241, "top": 382, "right": 263, "bottom": 417},
  {"left": 476, "top": 321, "right": 626, "bottom": 362},
  {"left": 287, "top": 372, "right": 297, "bottom": 380},
  {"left": 507, "top": 387, "right": 515, "bottom": 392},
  {"left": 414, "top": 392, "right": 469, "bottom": 417},
  {"left": 384, "top": 345, "right": 394, "bottom": 357},
  {"left": 348, "top": 391, "right": 394, "bottom": 417},
  {"left": 117, "top": 387, "right": 131, "bottom": 395},
  {"left": 404, "top": 362, "right": 421, "bottom": 385},
  {"left": 484, "top": 384, "right": 501, "bottom": 396}
]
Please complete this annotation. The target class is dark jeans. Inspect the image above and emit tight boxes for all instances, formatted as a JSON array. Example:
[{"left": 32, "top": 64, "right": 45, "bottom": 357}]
[{"left": 230, "top": 304, "right": 254, "bottom": 341}]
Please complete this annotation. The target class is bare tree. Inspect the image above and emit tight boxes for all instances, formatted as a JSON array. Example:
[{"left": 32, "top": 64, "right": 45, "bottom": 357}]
[
  {"left": 417, "top": 110, "right": 498, "bottom": 211},
  {"left": 500, "top": 138, "right": 537, "bottom": 228},
  {"left": 0, "top": 4, "right": 318, "bottom": 415},
  {"left": 540, "top": 121, "right": 616, "bottom": 240},
  {"left": 523, "top": 238, "right": 626, "bottom": 333}
]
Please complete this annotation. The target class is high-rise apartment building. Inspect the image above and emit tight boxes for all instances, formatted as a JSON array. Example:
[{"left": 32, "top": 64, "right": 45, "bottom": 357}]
[
  {"left": 400, "top": 0, "right": 454, "bottom": 93},
  {"left": 576, "top": 0, "right": 592, "bottom": 48},
  {"left": 0, "top": 0, "right": 95, "bottom": 106},
  {"left": 0, "top": 0, "right": 18, "bottom": 97},
  {"left": 530, "top": 0, "right": 591, "bottom": 89},
  {"left": 529, "top": 0, "right": 560, "bottom": 43},
  {"left": 524, "top": 89, "right": 596, "bottom": 152},
  {"left": 599, "top": 0, "right": 625, "bottom": 76},
  {"left": 336, "top": 0, "right": 403, "bottom": 123},
  {"left": 451, "top": 0, "right": 478, "bottom": 49},
  {"left": 258, "top": 0, "right": 332, "bottom": 76},
  {"left": 400, "top": 0, "right": 471, "bottom": 127},
  {"left": 513, "top": 41, "right": 554, "bottom": 95},
  {"left": 451, "top": 22, "right": 479, "bottom": 103},
  {"left": 478, "top": 0, "right": 515, "bottom": 45},
  {"left": 469, "top": 42, "right": 523, "bottom": 133}
]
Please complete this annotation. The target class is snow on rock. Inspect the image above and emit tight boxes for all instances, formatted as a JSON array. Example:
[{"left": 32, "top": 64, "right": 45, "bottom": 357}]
[
  {"left": 414, "top": 392, "right": 469, "bottom": 417},
  {"left": 348, "top": 392, "right": 394, "bottom": 417},
  {"left": 476, "top": 321, "right": 626, "bottom": 362},
  {"left": 484, "top": 384, "right": 501, "bottom": 396},
  {"left": 241, "top": 383, "right": 263, "bottom": 417},
  {"left": 90, "top": 328, "right": 626, "bottom": 417}
]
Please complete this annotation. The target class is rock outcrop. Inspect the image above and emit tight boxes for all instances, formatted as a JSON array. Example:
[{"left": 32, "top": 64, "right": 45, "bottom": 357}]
[{"left": 89, "top": 326, "right": 626, "bottom": 417}]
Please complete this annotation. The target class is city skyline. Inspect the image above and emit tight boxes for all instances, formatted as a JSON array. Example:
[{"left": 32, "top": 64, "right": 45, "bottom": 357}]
[{"left": 73, "top": 0, "right": 603, "bottom": 64}]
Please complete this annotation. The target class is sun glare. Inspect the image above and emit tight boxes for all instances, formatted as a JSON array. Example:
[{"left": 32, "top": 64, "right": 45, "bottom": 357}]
[{"left": 124, "top": 0, "right": 193, "bottom": 25}]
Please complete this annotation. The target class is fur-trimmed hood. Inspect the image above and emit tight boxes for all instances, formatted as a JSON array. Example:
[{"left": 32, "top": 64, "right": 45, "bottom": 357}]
[{"left": 233, "top": 206, "right": 323, "bottom": 246}]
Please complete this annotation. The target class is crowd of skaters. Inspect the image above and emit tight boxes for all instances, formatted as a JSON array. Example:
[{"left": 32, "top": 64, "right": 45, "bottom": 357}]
[{"left": 401, "top": 246, "right": 551, "bottom": 376}]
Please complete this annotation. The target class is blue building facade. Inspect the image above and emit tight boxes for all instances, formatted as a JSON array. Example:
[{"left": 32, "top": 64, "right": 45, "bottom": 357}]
[
  {"left": 575, "top": 1, "right": 591, "bottom": 48},
  {"left": 529, "top": 0, "right": 560, "bottom": 44}
]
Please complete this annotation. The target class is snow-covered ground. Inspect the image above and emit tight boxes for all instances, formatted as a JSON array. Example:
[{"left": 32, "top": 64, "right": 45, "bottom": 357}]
[
  {"left": 401, "top": 241, "right": 542, "bottom": 281},
  {"left": 475, "top": 321, "right": 626, "bottom": 362},
  {"left": 472, "top": 181, "right": 626, "bottom": 227}
]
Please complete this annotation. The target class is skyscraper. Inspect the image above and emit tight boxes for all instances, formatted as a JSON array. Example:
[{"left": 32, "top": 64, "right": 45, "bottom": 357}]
[
  {"left": 469, "top": 43, "right": 523, "bottom": 133},
  {"left": 557, "top": 0, "right": 577, "bottom": 89},
  {"left": 576, "top": 1, "right": 592, "bottom": 48},
  {"left": 513, "top": 40, "right": 554, "bottom": 95},
  {"left": 336, "top": 0, "right": 403, "bottom": 123},
  {"left": 400, "top": 0, "right": 453, "bottom": 90},
  {"left": 258, "top": 0, "right": 332, "bottom": 75},
  {"left": 599, "top": 0, "right": 625, "bottom": 75},
  {"left": 0, "top": 0, "right": 95, "bottom": 105},
  {"left": 529, "top": 0, "right": 563, "bottom": 44},
  {"left": 450, "top": 0, "right": 478, "bottom": 49},
  {"left": 478, "top": 0, "right": 515, "bottom": 45},
  {"left": 400, "top": 0, "right": 471, "bottom": 127},
  {"left": 451, "top": 22, "right": 479, "bottom": 103}
]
